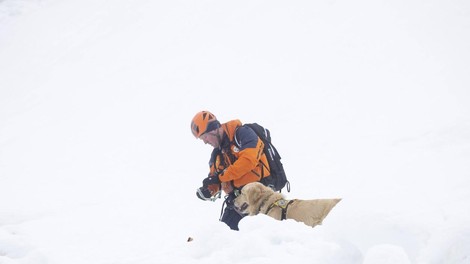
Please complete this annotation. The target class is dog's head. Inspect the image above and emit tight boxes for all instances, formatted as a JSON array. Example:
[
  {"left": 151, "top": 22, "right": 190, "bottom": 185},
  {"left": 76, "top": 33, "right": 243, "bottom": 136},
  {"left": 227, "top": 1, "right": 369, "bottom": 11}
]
[{"left": 234, "top": 182, "right": 272, "bottom": 215}]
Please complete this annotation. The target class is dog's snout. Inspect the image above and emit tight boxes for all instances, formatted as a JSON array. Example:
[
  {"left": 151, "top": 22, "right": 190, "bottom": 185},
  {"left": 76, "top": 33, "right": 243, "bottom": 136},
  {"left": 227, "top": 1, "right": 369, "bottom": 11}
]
[{"left": 235, "top": 202, "right": 248, "bottom": 213}]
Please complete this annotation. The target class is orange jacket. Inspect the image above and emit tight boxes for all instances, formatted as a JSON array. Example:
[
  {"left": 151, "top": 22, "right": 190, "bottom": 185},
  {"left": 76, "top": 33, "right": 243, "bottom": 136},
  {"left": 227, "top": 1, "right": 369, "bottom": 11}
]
[{"left": 209, "top": 119, "right": 270, "bottom": 190}]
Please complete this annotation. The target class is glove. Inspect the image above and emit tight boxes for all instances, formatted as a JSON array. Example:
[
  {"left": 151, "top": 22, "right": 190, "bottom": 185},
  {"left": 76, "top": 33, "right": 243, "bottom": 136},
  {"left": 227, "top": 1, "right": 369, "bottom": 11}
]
[
  {"left": 196, "top": 187, "right": 212, "bottom": 201},
  {"left": 203, "top": 175, "right": 221, "bottom": 187}
]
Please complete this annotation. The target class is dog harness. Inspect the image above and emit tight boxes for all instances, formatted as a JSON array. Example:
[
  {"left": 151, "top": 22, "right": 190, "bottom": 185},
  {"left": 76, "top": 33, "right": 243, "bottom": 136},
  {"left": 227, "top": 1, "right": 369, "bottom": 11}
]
[{"left": 265, "top": 199, "right": 295, "bottom": 220}]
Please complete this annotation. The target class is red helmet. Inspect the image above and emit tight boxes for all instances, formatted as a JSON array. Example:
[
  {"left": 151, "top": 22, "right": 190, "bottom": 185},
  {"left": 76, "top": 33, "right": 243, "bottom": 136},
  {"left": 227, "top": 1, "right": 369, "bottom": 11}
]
[{"left": 191, "top": 111, "right": 220, "bottom": 138}]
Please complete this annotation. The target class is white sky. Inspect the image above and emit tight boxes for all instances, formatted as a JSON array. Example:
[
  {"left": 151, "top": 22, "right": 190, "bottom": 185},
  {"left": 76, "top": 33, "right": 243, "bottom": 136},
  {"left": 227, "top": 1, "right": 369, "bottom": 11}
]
[{"left": 1, "top": 0, "right": 470, "bottom": 263}]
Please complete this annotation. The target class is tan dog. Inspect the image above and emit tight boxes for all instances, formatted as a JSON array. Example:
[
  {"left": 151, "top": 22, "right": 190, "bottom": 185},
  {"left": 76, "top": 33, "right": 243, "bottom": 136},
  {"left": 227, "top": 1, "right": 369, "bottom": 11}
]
[{"left": 234, "top": 182, "right": 341, "bottom": 228}]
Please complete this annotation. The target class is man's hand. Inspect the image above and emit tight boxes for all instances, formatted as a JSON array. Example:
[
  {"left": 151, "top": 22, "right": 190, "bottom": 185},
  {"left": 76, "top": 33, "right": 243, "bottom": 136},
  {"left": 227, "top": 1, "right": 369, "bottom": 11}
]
[
  {"left": 203, "top": 175, "right": 221, "bottom": 187},
  {"left": 221, "top": 182, "right": 233, "bottom": 194}
]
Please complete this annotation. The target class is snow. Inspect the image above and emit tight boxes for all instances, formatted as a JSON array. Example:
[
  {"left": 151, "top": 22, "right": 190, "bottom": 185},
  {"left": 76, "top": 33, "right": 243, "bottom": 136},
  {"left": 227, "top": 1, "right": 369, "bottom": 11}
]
[{"left": 1, "top": 0, "right": 470, "bottom": 263}]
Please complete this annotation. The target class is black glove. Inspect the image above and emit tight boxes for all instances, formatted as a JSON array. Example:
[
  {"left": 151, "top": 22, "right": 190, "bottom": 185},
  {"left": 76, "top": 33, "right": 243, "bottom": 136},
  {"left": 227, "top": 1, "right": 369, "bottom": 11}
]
[
  {"left": 196, "top": 187, "right": 212, "bottom": 201},
  {"left": 202, "top": 175, "right": 221, "bottom": 187}
]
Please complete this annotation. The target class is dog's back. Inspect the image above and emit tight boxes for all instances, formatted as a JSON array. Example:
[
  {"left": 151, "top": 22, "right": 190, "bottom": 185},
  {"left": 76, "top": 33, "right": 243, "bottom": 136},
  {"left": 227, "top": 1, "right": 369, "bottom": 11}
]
[
  {"left": 286, "top": 198, "right": 341, "bottom": 227},
  {"left": 235, "top": 182, "right": 341, "bottom": 228}
]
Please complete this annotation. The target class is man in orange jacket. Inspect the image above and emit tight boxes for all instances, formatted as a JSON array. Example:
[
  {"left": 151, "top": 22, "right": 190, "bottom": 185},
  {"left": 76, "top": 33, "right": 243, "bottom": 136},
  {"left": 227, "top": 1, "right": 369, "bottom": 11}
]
[{"left": 191, "top": 111, "right": 272, "bottom": 230}]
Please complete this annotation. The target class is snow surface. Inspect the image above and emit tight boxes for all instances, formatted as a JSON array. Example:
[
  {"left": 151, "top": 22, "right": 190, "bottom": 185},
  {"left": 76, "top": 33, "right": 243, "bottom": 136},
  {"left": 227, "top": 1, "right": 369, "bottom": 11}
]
[{"left": 1, "top": 0, "right": 470, "bottom": 263}]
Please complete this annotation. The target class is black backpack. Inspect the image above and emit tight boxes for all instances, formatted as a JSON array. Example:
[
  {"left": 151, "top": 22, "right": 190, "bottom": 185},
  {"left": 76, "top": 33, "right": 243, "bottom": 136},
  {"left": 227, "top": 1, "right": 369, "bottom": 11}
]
[{"left": 237, "top": 123, "right": 290, "bottom": 192}]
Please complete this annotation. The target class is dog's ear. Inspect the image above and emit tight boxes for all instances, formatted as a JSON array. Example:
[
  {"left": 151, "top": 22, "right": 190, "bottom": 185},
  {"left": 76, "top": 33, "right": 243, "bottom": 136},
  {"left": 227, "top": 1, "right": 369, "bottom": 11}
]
[
  {"left": 248, "top": 183, "right": 265, "bottom": 205},
  {"left": 257, "top": 183, "right": 266, "bottom": 195}
]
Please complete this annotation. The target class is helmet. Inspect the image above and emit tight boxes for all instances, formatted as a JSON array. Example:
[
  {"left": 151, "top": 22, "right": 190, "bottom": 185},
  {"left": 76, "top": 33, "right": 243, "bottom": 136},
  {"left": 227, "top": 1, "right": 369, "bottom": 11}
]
[{"left": 191, "top": 111, "right": 220, "bottom": 138}]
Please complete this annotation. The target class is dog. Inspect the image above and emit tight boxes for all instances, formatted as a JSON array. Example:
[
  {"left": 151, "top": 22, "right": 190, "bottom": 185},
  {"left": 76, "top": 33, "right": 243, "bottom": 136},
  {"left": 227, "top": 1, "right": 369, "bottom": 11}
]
[{"left": 234, "top": 182, "right": 341, "bottom": 228}]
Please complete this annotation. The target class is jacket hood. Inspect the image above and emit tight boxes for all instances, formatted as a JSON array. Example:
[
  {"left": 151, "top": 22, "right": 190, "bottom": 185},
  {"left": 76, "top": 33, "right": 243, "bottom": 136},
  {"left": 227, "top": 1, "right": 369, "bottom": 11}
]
[{"left": 221, "top": 119, "right": 242, "bottom": 141}]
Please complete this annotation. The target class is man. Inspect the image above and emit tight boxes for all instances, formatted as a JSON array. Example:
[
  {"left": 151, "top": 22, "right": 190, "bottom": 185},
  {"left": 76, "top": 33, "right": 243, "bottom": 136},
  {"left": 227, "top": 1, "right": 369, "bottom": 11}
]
[{"left": 191, "top": 111, "right": 272, "bottom": 230}]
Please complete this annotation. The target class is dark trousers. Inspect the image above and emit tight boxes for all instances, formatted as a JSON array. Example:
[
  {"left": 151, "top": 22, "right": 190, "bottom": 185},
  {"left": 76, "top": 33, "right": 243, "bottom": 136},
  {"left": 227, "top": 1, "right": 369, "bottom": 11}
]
[{"left": 220, "top": 192, "right": 245, "bottom": 231}]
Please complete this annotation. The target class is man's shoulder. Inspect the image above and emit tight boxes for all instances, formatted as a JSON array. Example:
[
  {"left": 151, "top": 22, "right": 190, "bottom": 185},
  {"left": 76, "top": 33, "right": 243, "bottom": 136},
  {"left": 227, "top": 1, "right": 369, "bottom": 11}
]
[{"left": 234, "top": 124, "right": 258, "bottom": 148}]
